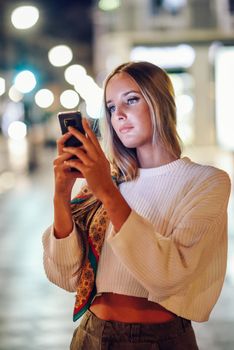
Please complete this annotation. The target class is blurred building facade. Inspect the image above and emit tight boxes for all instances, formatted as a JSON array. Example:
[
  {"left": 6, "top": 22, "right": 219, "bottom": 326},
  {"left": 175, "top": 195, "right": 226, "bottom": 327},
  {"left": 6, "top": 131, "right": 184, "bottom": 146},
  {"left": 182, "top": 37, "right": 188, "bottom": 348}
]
[
  {"left": 0, "top": 0, "right": 234, "bottom": 162},
  {"left": 93, "top": 0, "right": 234, "bottom": 149}
]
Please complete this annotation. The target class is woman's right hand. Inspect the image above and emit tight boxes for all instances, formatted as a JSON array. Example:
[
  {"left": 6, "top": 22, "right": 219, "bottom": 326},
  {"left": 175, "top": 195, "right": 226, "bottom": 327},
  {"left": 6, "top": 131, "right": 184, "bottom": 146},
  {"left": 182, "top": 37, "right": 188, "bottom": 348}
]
[
  {"left": 53, "top": 132, "right": 82, "bottom": 199},
  {"left": 53, "top": 132, "right": 80, "bottom": 238}
]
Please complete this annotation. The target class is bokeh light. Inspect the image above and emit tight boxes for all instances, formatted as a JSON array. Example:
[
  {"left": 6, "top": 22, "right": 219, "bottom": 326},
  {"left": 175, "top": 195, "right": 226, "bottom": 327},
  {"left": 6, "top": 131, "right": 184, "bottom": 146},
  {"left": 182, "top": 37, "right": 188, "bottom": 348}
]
[
  {"left": 64, "top": 64, "right": 87, "bottom": 85},
  {"left": 176, "top": 94, "right": 194, "bottom": 115},
  {"left": 85, "top": 88, "right": 104, "bottom": 119},
  {"left": 98, "top": 0, "right": 121, "bottom": 11},
  {"left": 215, "top": 46, "right": 234, "bottom": 150},
  {"left": 74, "top": 75, "right": 103, "bottom": 118},
  {"left": 8, "top": 85, "right": 24, "bottom": 102},
  {"left": 74, "top": 75, "right": 100, "bottom": 100},
  {"left": 85, "top": 98, "right": 103, "bottom": 119},
  {"left": 35, "top": 89, "right": 54, "bottom": 108},
  {"left": 60, "top": 90, "right": 80, "bottom": 109},
  {"left": 169, "top": 75, "right": 184, "bottom": 95},
  {"left": 0, "top": 77, "right": 5, "bottom": 96},
  {"left": 48, "top": 45, "right": 73, "bottom": 67},
  {"left": 14, "top": 70, "right": 37, "bottom": 93},
  {"left": 11, "top": 6, "right": 39, "bottom": 29},
  {"left": 131, "top": 44, "right": 195, "bottom": 69},
  {"left": 8, "top": 121, "right": 27, "bottom": 140}
]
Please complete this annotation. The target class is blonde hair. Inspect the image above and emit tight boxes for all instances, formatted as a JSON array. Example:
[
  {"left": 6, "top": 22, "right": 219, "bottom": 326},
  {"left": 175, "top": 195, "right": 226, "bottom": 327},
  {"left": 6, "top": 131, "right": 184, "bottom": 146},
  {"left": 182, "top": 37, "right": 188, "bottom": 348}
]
[{"left": 101, "top": 61, "right": 182, "bottom": 180}]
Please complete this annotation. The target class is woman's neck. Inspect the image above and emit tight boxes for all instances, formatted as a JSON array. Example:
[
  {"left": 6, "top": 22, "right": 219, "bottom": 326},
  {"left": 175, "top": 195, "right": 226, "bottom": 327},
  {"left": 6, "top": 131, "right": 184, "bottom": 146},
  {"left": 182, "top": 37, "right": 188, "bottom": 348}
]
[{"left": 136, "top": 144, "right": 178, "bottom": 169}]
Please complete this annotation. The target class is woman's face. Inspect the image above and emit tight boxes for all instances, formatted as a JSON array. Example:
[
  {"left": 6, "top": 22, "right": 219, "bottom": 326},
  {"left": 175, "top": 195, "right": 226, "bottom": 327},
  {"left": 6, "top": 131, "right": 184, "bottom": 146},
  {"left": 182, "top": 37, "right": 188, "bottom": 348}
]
[{"left": 105, "top": 72, "right": 153, "bottom": 149}]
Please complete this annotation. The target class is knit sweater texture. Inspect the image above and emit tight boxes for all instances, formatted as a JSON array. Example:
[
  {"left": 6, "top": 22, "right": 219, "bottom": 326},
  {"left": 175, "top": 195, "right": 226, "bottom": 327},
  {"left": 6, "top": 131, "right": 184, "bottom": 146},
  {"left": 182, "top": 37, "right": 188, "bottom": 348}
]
[{"left": 42, "top": 157, "right": 231, "bottom": 322}]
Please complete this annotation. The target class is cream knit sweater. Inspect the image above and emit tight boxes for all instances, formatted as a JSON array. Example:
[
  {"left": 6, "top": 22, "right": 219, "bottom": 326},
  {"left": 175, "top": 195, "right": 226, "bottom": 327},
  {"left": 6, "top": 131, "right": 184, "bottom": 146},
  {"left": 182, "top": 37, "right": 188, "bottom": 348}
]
[{"left": 42, "top": 157, "right": 231, "bottom": 322}]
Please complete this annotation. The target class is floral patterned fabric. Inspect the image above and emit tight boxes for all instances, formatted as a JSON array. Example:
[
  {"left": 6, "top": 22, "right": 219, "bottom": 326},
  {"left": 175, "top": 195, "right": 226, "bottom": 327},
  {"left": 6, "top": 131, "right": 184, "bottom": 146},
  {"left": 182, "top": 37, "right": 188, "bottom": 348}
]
[{"left": 72, "top": 193, "right": 108, "bottom": 321}]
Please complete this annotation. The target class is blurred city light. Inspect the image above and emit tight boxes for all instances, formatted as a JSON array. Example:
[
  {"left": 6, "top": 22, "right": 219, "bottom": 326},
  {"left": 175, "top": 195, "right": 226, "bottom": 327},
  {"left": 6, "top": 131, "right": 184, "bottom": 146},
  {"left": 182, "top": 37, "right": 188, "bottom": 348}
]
[
  {"left": 14, "top": 70, "right": 36, "bottom": 93},
  {"left": 8, "top": 138, "right": 28, "bottom": 172},
  {"left": 48, "top": 45, "right": 73, "bottom": 67},
  {"left": 215, "top": 46, "right": 234, "bottom": 150},
  {"left": 8, "top": 85, "right": 24, "bottom": 102},
  {"left": 169, "top": 72, "right": 194, "bottom": 145},
  {"left": 177, "top": 122, "right": 193, "bottom": 144},
  {"left": 0, "top": 77, "right": 5, "bottom": 96},
  {"left": 60, "top": 90, "right": 80, "bottom": 109},
  {"left": 1, "top": 102, "right": 24, "bottom": 136},
  {"left": 163, "top": 0, "right": 187, "bottom": 12},
  {"left": 176, "top": 94, "right": 194, "bottom": 115},
  {"left": 64, "top": 64, "right": 87, "bottom": 85},
  {"left": 84, "top": 88, "right": 103, "bottom": 119},
  {"left": 8, "top": 121, "right": 27, "bottom": 140},
  {"left": 74, "top": 75, "right": 103, "bottom": 118},
  {"left": 35, "top": 89, "right": 54, "bottom": 108},
  {"left": 85, "top": 96, "right": 103, "bottom": 119},
  {"left": 98, "top": 0, "right": 121, "bottom": 11},
  {"left": 170, "top": 73, "right": 194, "bottom": 96},
  {"left": 130, "top": 44, "right": 195, "bottom": 69},
  {"left": 74, "top": 75, "right": 100, "bottom": 100},
  {"left": 11, "top": 6, "right": 39, "bottom": 29},
  {"left": 169, "top": 75, "right": 184, "bottom": 95}
]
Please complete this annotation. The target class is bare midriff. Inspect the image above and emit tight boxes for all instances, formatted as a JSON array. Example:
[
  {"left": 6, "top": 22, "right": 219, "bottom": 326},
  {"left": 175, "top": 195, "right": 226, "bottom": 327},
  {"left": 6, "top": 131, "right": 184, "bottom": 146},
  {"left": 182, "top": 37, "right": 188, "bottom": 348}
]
[{"left": 89, "top": 293, "right": 176, "bottom": 323}]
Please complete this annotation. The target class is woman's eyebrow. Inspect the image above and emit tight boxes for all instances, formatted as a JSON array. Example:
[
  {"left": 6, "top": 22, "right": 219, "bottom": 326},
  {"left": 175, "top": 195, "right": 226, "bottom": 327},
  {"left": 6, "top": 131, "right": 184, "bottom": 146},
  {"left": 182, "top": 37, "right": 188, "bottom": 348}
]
[
  {"left": 123, "top": 90, "right": 139, "bottom": 96},
  {"left": 106, "top": 90, "right": 140, "bottom": 104}
]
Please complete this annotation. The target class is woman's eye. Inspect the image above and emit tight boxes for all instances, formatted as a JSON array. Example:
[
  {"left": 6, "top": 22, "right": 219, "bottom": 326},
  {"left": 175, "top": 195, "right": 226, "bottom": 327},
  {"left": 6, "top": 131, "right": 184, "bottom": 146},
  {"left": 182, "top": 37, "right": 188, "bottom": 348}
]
[
  {"left": 127, "top": 96, "right": 139, "bottom": 105},
  {"left": 108, "top": 105, "right": 115, "bottom": 115}
]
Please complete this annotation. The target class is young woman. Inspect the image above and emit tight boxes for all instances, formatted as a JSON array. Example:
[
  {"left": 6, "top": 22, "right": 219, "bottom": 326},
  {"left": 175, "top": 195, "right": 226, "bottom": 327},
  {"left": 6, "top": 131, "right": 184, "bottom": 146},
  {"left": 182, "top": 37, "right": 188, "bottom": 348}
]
[{"left": 42, "top": 61, "right": 231, "bottom": 349}]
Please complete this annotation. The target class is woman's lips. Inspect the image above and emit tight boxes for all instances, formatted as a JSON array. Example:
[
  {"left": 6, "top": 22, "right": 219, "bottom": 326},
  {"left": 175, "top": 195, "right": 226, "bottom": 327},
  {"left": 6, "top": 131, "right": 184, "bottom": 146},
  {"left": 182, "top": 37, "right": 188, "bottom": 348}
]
[{"left": 119, "top": 125, "right": 134, "bottom": 133}]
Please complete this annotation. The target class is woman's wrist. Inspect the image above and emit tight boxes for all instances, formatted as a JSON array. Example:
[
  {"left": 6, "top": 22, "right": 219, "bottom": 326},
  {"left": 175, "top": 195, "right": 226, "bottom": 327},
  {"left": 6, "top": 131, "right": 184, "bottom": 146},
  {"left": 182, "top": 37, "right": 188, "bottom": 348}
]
[
  {"left": 53, "top": 220, "right": 73, "bottom": 239},
  {"left": 53, "top": 193, "right": 73, "bottom": 238},
  {"left": 53, "top": 191, "right": 71, "bottom": 205},
  {"left": 101, "top": 186, "right": 131, "bottom": 232},
  {"left": 100, "top": 184, "right": 118, "bottom": 206}
]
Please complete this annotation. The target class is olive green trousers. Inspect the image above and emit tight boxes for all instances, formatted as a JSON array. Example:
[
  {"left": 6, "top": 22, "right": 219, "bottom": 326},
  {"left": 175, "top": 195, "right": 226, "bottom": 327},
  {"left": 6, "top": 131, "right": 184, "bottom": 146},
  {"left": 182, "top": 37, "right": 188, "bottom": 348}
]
[{"left": 70, "top": 309, "right": 199, "bottom": 349}]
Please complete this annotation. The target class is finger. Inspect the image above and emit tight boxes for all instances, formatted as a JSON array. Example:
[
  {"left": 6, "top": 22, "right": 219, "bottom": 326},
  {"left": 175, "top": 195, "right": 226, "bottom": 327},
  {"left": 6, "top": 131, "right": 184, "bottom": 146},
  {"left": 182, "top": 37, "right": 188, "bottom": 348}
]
[
  {"left": 53, "top": 152, "right": 74, "bottom": 166},
  {"left": 62, "top": 163, "right": 84, "bottom": 179},
  {"left": 57, "top": 132, "right": 72, "bottom": 155},
  {"left": 68, "top": 124, "right": 101, "bottom": 157},
  {"left": 65, "top": 127, "right": 89, "bottom": 151},
  {"left": 54, "top": 162, "right": 83, "bottom": 179},
  {"left": 82, "top": 118, "right": 102, "bottom": 151},
  {"left": 54, "top": 161, "right": 71, "bottom": 173},
  {"left": 62, "top": 146, "right": 92, "bottom": 166},
  {"left": 67, "top": 119, "right": 98, "bottom": 148},
  {"left": 64, "top": 159, "right": 85, "bottom": 175}
]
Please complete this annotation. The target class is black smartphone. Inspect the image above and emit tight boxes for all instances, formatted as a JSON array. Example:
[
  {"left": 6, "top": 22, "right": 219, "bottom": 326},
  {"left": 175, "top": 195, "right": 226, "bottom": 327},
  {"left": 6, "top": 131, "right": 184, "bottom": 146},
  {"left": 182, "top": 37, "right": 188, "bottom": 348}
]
[{"left": 58, "top": 111, "right": 85, "bottom": 147}]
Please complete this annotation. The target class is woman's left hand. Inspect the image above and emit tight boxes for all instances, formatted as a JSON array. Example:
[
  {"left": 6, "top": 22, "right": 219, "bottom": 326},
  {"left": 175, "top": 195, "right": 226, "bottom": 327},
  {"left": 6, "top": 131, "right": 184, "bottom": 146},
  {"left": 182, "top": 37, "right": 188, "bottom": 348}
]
[{"left": 63, "top": 118, "right": 115, "bottom": 201}]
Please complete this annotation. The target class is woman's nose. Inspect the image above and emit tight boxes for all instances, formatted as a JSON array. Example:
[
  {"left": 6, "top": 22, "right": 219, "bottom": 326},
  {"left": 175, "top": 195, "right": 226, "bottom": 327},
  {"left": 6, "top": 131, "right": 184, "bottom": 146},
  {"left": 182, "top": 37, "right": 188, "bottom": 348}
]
[{"left": 115, "top": 106, "right": 127, "bottom": 120}]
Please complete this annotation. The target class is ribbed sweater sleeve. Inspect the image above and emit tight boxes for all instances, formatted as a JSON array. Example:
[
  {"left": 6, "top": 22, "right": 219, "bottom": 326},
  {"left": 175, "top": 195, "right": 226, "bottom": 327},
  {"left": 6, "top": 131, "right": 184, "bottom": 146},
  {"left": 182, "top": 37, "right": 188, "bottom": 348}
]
[
  {"left": 42, "top": 224, "right": 82, "bottom": 292},
  {"left": 108, "top": 168, "right": 231, "bottom": 299}
]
